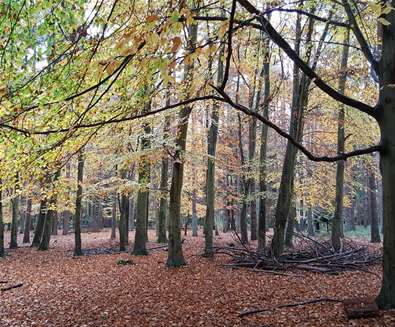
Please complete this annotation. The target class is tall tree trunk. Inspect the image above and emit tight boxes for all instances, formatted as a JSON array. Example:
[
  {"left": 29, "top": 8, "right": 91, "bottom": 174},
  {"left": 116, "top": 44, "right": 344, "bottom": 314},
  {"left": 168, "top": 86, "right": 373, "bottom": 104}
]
[
  {"left": 32, "top": 199, "right": 47, "bottom": 247},
  {"left": 204, "top": 42, "right": 224, "bottom": 257},
  {"left": 166, "top": 19, "right": 198, "bottom": 268},
  {"left": 237, "top": 113, "right": 249, "bottom": 244},
  {"left": 191, "top": 190, "right": 198, "bottom": 236},
  {"left": 23, "top": 198, "right": 32, "bottom": 243},
  {"left": 258, "top": 29, "right": 271, "bottom": 251},
  {"left": 158, "top": 117, "right": 170, "bottom": 242},
  {"left": 74, "top": 151, "right": 84, "bottom": 256},
  {"left": 10, "top": 196, "right": 19, "bottom": 249},
  {"left": 332, "top": 29, "right": 350, "bottom": 252},
  {"left": 369, "top": 164, "right": 380, "bottom": 243},
  {"left": 271, "top": 9, "right": 327, "bottom": 256},
  {"left": 376, "top": 7, "right": 395, "bottom": 309}
]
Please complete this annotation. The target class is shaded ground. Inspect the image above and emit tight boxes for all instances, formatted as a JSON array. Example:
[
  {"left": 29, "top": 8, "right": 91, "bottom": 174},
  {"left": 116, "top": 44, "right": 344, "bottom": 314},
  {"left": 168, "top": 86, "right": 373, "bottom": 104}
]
[{"left": 0, "top": 230, "right": 394, "bottom": 327}]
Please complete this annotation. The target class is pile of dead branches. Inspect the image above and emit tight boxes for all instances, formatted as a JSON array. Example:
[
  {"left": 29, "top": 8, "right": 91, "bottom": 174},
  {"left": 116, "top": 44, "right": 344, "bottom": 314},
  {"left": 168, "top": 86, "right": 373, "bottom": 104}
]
[{"left": 214, "top": 233, "right": 382, "bottom": 275}]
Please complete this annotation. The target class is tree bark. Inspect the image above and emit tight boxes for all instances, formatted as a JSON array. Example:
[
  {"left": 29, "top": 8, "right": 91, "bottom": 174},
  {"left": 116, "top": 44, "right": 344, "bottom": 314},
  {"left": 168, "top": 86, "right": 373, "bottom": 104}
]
[
  {"left": 32, "top": 199, "right": 47, "bottom": 247},
  {"left": 74, "top": 151, "right": 84, "bottom": 256},
  {"left": 376, "top": 7, "right": 395, "bottom": 309}
]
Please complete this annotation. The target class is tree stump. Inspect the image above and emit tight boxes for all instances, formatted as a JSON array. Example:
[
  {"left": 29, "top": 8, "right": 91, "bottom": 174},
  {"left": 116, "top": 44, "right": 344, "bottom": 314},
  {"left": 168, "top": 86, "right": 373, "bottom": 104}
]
[{"left": 343, "top": 297, "right": 380, "bottom": 319}]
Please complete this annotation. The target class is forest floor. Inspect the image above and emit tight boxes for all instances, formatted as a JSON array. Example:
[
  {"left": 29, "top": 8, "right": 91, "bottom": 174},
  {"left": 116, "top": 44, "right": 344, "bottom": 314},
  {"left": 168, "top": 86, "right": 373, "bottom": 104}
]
[{"left": 0, "top": 230, "right": 394, "bottom": 327}]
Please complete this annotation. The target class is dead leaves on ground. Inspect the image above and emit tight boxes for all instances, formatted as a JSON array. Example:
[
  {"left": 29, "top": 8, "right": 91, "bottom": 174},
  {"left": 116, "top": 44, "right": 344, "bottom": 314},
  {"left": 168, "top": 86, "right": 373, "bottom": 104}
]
[{"left": 0, "top": 230, "right": 394, "bottom": 327}]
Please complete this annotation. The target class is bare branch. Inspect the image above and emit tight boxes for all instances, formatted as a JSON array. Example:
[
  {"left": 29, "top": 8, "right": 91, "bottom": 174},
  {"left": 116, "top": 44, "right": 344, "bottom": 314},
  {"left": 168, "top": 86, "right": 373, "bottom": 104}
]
[{"left": 236, "top": 0, "right": 377, "bottom": 119}]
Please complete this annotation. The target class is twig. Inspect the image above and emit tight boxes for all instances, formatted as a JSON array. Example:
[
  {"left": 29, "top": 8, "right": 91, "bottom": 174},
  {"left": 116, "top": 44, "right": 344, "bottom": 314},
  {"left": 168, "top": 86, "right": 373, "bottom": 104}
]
[{"left": 239, "top": 298, "right": 342, "bottom": 317}]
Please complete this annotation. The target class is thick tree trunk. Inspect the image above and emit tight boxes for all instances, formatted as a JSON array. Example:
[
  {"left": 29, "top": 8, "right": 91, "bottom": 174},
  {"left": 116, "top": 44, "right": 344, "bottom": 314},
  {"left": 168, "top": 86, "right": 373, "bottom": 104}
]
[
  {"left": 23, "top": 198, "right": 32, "bottom": 243},
  {"left": 376, "top": 8, "right": 395, "bottom": 308},
  {"left": 74, "top": 151, "right": 84, "bottom": 256},
  {"left": 332, "top": 29, "right": 350, "bottom": 252},
  {"left": 32, "top": 199, "right": 47, "bottom": 247},
  {"left": 10, "top": 196, "right": 19, "bottom": 249},
  {"left": 166, "top": 20, "right": 198, "bottom": 268},
  {"left": 369, "top": 166, "right": 380, "bottom": 243}
]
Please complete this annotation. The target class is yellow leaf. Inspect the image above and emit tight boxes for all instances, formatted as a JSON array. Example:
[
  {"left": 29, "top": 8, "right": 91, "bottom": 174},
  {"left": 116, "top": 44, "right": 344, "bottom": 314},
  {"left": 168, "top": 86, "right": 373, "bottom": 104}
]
[{"left": 379, "top": 17, "right": 391, "bottom": 26}]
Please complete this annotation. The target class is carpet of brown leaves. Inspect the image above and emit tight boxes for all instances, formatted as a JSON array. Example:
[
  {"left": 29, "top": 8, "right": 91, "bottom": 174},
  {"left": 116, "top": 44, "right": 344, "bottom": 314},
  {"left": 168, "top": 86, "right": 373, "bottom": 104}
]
[{"left": 1, "top": 230, "right": 394, "bottom": 327}]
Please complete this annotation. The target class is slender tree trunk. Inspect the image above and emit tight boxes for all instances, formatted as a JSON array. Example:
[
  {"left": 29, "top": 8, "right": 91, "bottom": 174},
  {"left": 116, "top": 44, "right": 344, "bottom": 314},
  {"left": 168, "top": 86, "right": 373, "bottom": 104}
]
[
  {"left": 10, "top": 196, "right": 19, "bottom": 249},
  {"left": 237, "top": 113, "right": 249, "bottom": 244},
  {"left": 166, "top": 19, "right": 198, "bottom": 268},
  {"left": 111, "top": 193, "right": 117, "bottom": 239},
  {"left": 204, "top": 44, "right": 224, "bottom": 257},
  {"left": 74, "top": 151, "right": 84, "bottom": 256},
  {"left": 119, "top": 193, "right": 129, "bottom": 251},
  {"left": 332, "top": 29, "right": 350, "bottom": 252},
  {"left": 258, "top": 30, "right": 271, "bottom": 252},
  {"left": 369, "top": 164, "right": 380, "bottom": 243},
  {"left": 158, "top": 118, "right": 170, "bottom": 242},
  {"left": 191, "top": 190, "right": 198, "bottom": 236},
  {"left": 32, "top": 199, "right": 47, "bottom": 247},
  {"left": 23, "top": 198, "right": 32, "bottom": 243}
]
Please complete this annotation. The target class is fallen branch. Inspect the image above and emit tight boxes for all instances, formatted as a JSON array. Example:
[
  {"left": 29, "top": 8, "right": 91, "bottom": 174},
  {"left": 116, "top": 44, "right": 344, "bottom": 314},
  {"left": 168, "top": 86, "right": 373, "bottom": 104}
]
[
  {"left": 1, "top": 283, "right": 23, "bottom": 292},
  {"left": 239, "top": 297, "right": 342, "bottom": 317}
]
